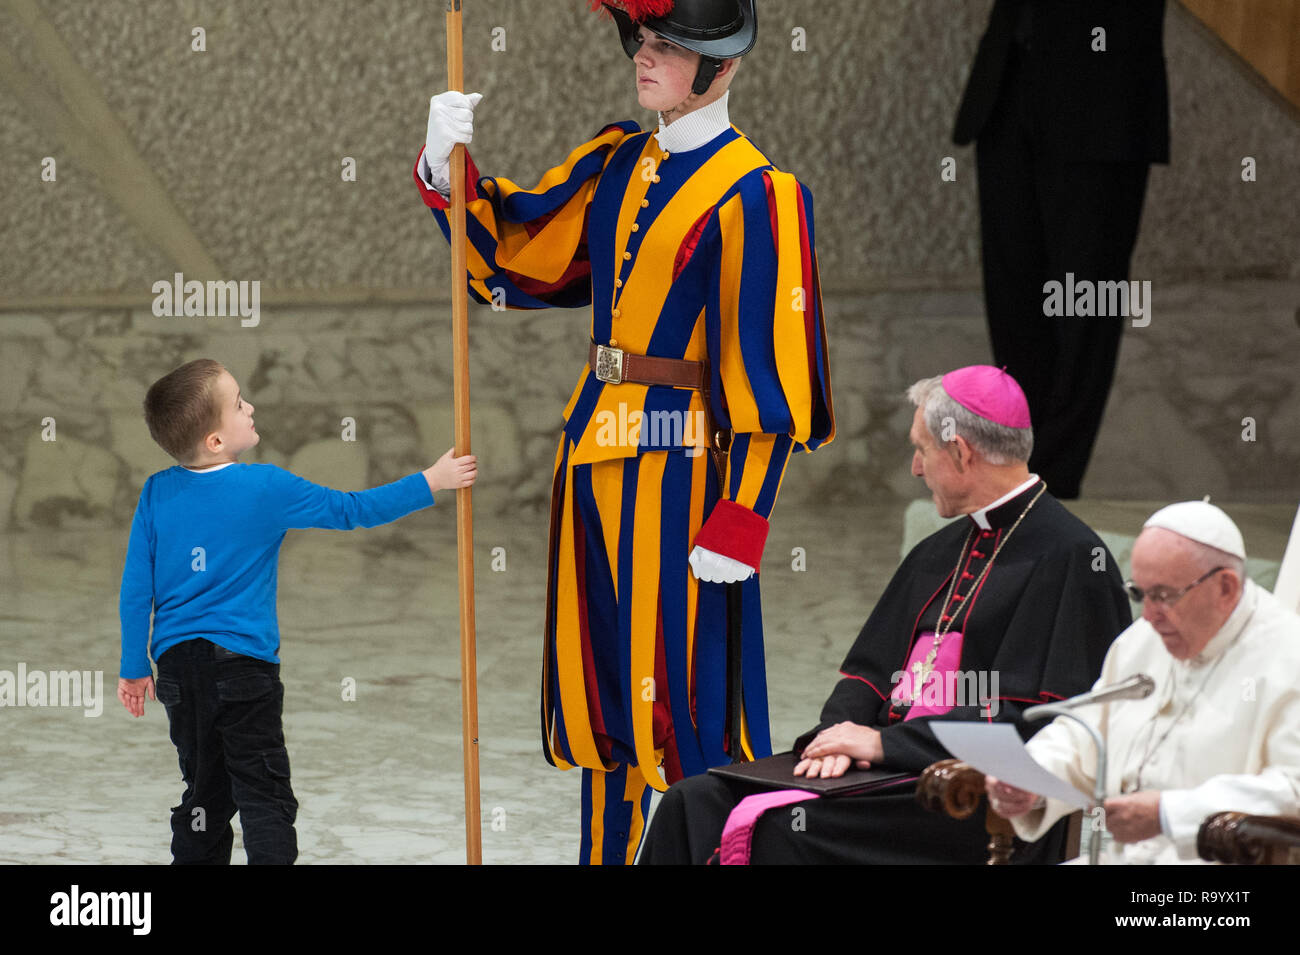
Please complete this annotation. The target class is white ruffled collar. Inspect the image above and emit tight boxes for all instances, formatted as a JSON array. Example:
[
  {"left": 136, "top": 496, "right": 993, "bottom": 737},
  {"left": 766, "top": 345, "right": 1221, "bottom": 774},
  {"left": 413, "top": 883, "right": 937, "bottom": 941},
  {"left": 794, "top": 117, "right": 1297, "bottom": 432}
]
[{"left": 654, "top": 91, "right": 731, "bottom": 153}]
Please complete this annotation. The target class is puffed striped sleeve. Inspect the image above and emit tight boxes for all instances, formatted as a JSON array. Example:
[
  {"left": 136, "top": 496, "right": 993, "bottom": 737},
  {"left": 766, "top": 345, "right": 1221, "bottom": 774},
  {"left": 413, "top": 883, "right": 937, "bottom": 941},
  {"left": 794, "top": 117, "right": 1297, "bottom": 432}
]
[
  {"left": 694, "top": 169, "right": 835, "bottom": 571},
  {"left": 414, "top": 122, "right": 639, "bottom": 310}
]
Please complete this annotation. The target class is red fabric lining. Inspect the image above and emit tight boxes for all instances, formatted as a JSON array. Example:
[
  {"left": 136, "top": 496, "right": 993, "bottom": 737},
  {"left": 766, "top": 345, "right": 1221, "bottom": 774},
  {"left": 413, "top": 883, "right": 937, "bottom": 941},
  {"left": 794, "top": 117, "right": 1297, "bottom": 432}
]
[
  {"left": 689, "top": 597, "right": 699, "bottom": 727},
  {"left": 573, "top": 497, "right": 609, "bottom": 754},
  {"left": 412, "top": 145, "right": 482, "bottom": 210},
  {"left": 656, "top": 588, "right": 685, "bottom": 784},
  {"left": 673, "top": 207, "right": 715, "bottom": 282},
  {"left": 793, "top": 184, "right": 818, "bottom": 384},
  {"left": 763, "top": 173, "right": 779, "bottom": 252},
  {"left": 504, "top": 206, "right": 593, "bottom": 299}
]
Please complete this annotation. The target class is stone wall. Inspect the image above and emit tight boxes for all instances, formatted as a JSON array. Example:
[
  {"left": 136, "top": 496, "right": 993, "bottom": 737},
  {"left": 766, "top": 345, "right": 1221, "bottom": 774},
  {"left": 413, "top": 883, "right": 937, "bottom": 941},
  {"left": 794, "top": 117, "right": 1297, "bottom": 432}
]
[
  {"left": 1, "top": 1, "right": 1297, "bottom": 531},
  {"left": 0, "top": 1, "right": 1296, "bottom": 303},
  {"left": 4, "top": 278, "right": 1296, "bottom": 533}
]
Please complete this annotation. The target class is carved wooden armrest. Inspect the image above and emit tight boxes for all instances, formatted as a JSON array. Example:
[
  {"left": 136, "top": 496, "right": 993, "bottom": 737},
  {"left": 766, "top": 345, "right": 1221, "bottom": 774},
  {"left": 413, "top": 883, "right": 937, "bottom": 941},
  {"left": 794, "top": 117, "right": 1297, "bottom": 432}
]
[
  {"left": 917, "top": 758, "right": 1018, "bottom": 864},
  {"left": 1198, "top": 811, "right": 1300, "bottom": 865},
  {"left": 917, "top": 759, "right": 986, "bottom": 819}
]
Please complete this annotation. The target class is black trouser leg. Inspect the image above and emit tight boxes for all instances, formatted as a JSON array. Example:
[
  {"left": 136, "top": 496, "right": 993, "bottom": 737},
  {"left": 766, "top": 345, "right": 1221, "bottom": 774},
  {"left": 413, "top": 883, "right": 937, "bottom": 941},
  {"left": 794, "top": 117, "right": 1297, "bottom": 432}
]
[
  {"left": 212, "top": 646, "right": 298, "bottom": 864},
  {"left": 156, "top": 640, "right": 238, "bottom": 864},
  {"left": 157, "top": 640, "right": 298, "bottom": 864},
  {"left": 1032, "top": 159, "right": 1150, "bottom": 497},
  {"left": 975, "top": 54, "right": 1152, "bottom": 499}
]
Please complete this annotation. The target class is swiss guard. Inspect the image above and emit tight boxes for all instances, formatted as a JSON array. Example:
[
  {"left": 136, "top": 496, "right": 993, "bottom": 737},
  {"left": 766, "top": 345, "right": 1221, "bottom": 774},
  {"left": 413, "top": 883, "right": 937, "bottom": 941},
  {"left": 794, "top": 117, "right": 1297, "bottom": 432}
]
[{"left": 414, "top": 0, "right": 835, "bottom": 864}]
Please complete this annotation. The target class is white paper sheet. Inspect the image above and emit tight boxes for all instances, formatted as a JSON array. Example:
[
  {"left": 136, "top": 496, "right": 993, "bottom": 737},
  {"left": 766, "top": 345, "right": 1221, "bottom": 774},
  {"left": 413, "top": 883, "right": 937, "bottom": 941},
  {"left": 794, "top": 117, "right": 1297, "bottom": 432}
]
[{"left": 930, "top": 721, "right": 1091, "bottom": 809}]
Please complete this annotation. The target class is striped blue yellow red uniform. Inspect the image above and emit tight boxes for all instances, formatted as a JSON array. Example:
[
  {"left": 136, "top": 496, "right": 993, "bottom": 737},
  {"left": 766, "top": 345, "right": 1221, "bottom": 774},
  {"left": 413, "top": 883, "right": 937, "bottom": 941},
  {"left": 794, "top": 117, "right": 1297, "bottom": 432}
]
[{"left": 416, "top": 119, "right": 834, "bottom": 864}]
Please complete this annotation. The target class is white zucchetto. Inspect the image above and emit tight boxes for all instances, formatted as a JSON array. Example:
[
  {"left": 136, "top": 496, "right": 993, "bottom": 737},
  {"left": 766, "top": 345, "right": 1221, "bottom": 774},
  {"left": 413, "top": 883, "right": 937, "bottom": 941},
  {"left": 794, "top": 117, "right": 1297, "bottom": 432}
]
[{"left": 1143, "top": 499, "right": 1247, "bottom": 560}]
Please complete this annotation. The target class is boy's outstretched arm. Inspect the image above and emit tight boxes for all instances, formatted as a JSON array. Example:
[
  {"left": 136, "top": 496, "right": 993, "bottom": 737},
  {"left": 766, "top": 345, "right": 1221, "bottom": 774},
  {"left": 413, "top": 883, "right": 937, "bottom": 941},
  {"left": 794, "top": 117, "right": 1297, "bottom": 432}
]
[
  {"left": 272, "top": 447, "right": 478, "bottom": 531},
  {"left": 118, "top": 676, "right": 156, "bottom": 718}
]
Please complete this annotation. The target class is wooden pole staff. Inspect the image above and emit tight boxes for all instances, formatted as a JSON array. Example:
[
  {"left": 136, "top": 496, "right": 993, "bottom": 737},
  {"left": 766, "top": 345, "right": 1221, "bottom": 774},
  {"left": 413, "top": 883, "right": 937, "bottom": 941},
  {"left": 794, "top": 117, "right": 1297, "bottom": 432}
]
[{"left": 444, "top": 0, "right": 482, "bottom": 866}]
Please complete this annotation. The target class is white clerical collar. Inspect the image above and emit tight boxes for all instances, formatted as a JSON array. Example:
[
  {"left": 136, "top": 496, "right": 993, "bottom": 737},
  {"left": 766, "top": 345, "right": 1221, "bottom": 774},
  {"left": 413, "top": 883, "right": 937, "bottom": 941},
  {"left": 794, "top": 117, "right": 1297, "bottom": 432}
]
[
  {"left": 1186, "top": 578, "right": 1256, "bottom": 668},
  {"left": 655, "top": 91, "right": 731, "bottom": 154},
  {"left": 968, "top": 474, "right": 1040, "bottom": 531},
  {"left": 183, "top": 461, "right": 236, "bottom": 473}
]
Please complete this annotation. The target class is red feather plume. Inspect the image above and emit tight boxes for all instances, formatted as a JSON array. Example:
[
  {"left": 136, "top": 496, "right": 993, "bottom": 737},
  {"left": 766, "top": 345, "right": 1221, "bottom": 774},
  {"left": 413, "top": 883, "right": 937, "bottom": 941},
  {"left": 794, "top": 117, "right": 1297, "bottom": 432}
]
[{"left": 590, "top": 0, "right": 675, "bottom": 20}]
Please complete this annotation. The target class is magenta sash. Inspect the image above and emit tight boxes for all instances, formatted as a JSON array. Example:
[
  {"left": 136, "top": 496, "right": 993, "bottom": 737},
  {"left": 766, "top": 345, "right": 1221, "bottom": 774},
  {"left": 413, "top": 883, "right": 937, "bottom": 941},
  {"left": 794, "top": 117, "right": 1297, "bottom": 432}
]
[{"left": 718, "top": 790, "right": 819, "bottom": 865}]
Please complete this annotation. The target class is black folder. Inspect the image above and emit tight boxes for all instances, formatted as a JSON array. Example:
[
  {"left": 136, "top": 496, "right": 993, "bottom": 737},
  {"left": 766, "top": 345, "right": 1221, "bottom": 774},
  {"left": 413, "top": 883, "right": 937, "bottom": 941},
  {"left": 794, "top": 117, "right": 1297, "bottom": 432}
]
[{"left": 708, "top": 751, "right": 915, "bottom": 796}]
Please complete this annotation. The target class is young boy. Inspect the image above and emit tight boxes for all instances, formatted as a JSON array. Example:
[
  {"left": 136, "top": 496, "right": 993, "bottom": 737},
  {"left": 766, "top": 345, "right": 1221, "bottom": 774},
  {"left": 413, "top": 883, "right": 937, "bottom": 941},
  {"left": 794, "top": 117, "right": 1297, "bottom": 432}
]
[{"left": 116, "top": 358, "right": 476, "bottom": 864}]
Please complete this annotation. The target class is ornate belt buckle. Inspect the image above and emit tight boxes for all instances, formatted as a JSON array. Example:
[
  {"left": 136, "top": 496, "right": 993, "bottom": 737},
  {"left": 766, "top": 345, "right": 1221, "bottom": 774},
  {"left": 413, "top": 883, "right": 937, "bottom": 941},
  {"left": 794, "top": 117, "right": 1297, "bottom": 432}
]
[{"left": 595, "top": 344, "right": 625, "bottom": 384}]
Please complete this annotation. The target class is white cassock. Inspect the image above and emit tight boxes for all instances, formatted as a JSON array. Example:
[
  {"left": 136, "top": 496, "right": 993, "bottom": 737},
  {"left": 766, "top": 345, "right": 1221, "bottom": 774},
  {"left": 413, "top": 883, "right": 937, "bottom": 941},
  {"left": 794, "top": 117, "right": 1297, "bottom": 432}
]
[{"left": 1014, "top": 578, "right": 1300, "bottom": 863}]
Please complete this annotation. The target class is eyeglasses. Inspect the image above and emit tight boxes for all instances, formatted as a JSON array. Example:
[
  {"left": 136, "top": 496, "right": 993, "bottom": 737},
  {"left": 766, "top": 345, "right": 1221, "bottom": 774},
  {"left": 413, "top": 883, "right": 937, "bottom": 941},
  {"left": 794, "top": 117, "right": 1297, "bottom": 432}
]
[{"left": 1123, "top": 566, "right": 1226, "bottom": 607}]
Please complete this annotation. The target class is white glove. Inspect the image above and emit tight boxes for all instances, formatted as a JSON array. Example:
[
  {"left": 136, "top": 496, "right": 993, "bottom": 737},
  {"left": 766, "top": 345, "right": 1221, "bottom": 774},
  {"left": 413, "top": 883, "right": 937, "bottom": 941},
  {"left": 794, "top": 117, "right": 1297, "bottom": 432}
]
[
  {"left": 689, "top": 545, "right": 755, "bottom": 583},
  {"left": 422, "top": 90, "right": 483, "bottom": 194}
]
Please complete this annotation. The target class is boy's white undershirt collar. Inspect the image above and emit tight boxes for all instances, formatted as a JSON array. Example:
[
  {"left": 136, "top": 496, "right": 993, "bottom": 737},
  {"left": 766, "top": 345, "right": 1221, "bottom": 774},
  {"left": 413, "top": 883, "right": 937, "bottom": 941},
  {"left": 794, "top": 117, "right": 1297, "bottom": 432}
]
[
  {"left": 182, "top": 461, "right": 236, "bottom": 473},
  {"left": 655, "top": 90, "right": 730, "bottom": 154}
]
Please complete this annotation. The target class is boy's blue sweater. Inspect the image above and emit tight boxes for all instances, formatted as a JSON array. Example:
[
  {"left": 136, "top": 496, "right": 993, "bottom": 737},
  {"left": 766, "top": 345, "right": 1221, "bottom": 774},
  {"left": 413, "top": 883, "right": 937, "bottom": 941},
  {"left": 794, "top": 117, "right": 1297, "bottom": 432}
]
[{"left": 118, "top": 462, "right": 434, "bottom": 679}]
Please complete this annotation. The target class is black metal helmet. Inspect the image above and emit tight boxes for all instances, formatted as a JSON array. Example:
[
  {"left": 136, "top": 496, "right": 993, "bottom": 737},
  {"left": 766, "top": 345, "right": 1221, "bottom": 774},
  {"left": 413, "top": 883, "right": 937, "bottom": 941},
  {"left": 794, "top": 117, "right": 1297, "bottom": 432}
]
[{"left": 600, "top": 1, "right": 757, "bottom": 95}]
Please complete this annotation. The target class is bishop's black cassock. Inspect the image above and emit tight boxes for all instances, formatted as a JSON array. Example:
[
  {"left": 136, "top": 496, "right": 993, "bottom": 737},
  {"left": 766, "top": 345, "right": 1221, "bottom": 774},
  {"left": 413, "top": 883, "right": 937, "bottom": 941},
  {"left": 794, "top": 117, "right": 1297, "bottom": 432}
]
[{"left": 640, "top": 480, "right": 1132, "bottom": 864}]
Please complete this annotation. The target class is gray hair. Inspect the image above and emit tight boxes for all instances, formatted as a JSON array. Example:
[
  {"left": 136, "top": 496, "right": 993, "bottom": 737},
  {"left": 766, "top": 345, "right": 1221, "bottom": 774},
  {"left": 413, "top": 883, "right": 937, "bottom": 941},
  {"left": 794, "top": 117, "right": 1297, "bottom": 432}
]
[{"left": 905, "top": 375, "right": 1033, "bottom": 466}]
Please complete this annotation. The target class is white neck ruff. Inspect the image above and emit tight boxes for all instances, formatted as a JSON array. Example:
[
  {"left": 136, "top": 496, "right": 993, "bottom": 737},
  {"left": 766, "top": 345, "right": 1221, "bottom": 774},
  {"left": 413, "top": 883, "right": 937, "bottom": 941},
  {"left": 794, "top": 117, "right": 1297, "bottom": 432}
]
[{"left": 655, "top": 90, "right": 731, "bottom": 153}]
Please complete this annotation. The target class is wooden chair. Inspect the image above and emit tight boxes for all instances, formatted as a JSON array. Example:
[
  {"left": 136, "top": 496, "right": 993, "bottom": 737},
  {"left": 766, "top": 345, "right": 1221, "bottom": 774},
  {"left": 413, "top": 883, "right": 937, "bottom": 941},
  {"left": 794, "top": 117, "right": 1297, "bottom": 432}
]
[
  {"left": 916, "top": 758, "right": 1082, "bottom": 864},
  {"left": 1198, "top": 811, "right": 1300, "bottom": 864}
]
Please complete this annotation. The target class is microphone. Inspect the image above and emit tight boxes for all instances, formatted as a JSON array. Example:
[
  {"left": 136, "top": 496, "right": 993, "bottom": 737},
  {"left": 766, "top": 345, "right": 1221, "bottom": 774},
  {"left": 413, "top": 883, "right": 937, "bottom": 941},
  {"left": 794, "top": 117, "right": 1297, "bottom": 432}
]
[{"left": 1024, "top": 674, "right": 1155, "bottom": 721}]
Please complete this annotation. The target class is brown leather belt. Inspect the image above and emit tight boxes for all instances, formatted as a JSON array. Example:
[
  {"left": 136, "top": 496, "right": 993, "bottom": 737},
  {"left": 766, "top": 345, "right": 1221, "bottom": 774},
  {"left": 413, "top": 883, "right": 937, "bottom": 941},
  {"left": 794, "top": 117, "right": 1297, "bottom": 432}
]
[
  {"left": 588, "top": 341, "right": 706, "bottom": 391},
  {"left": 587, "top": 340, "right": 730, "bottom": 486}
]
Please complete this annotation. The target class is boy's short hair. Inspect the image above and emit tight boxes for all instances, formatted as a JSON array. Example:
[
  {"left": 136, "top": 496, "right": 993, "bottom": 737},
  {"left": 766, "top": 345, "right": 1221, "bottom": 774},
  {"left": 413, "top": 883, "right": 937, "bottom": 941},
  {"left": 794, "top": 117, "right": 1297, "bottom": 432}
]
[{"left": 144, "top": 359, "right": 226, "bottom": 462}]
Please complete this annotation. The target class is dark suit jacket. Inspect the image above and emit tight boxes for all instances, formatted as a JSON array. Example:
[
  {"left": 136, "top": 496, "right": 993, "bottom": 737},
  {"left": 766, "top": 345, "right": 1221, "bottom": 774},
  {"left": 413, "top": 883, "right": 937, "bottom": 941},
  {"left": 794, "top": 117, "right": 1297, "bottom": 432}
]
[{"left": 953, "top": 0, "right": 1170, "bottom": 163}]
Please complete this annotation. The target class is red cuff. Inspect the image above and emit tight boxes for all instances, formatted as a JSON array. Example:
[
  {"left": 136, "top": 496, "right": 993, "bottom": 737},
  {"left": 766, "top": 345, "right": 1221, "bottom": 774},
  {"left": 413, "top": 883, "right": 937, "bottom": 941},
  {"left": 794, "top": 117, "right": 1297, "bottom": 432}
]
[
  {"left": 693, "top": 500, "right": 770, "bottom": 573},
  {"left": 412, "top": 145, "right": 481, "bottom": 210}
]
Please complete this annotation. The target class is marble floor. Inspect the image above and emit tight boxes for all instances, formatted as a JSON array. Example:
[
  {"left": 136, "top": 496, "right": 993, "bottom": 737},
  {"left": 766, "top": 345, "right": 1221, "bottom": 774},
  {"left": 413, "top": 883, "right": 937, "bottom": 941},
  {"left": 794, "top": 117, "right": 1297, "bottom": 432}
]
[{"left": 0, "top": 496, "right": 1294, "bottom": 865}]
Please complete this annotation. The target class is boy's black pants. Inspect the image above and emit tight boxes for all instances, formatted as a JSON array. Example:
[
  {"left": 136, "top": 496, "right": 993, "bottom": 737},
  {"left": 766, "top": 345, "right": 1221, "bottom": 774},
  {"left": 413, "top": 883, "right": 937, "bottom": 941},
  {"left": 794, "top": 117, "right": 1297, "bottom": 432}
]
[{"left": 155, "top": 639, "right": 298, "bottom": 864}]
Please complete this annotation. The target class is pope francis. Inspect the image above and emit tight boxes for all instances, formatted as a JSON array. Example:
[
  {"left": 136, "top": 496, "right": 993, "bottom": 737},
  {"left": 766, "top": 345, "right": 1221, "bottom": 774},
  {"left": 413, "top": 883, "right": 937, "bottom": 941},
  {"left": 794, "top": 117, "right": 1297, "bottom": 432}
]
[{"left": 988, "top": 500, "right": 1300, "bottom": 863}]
